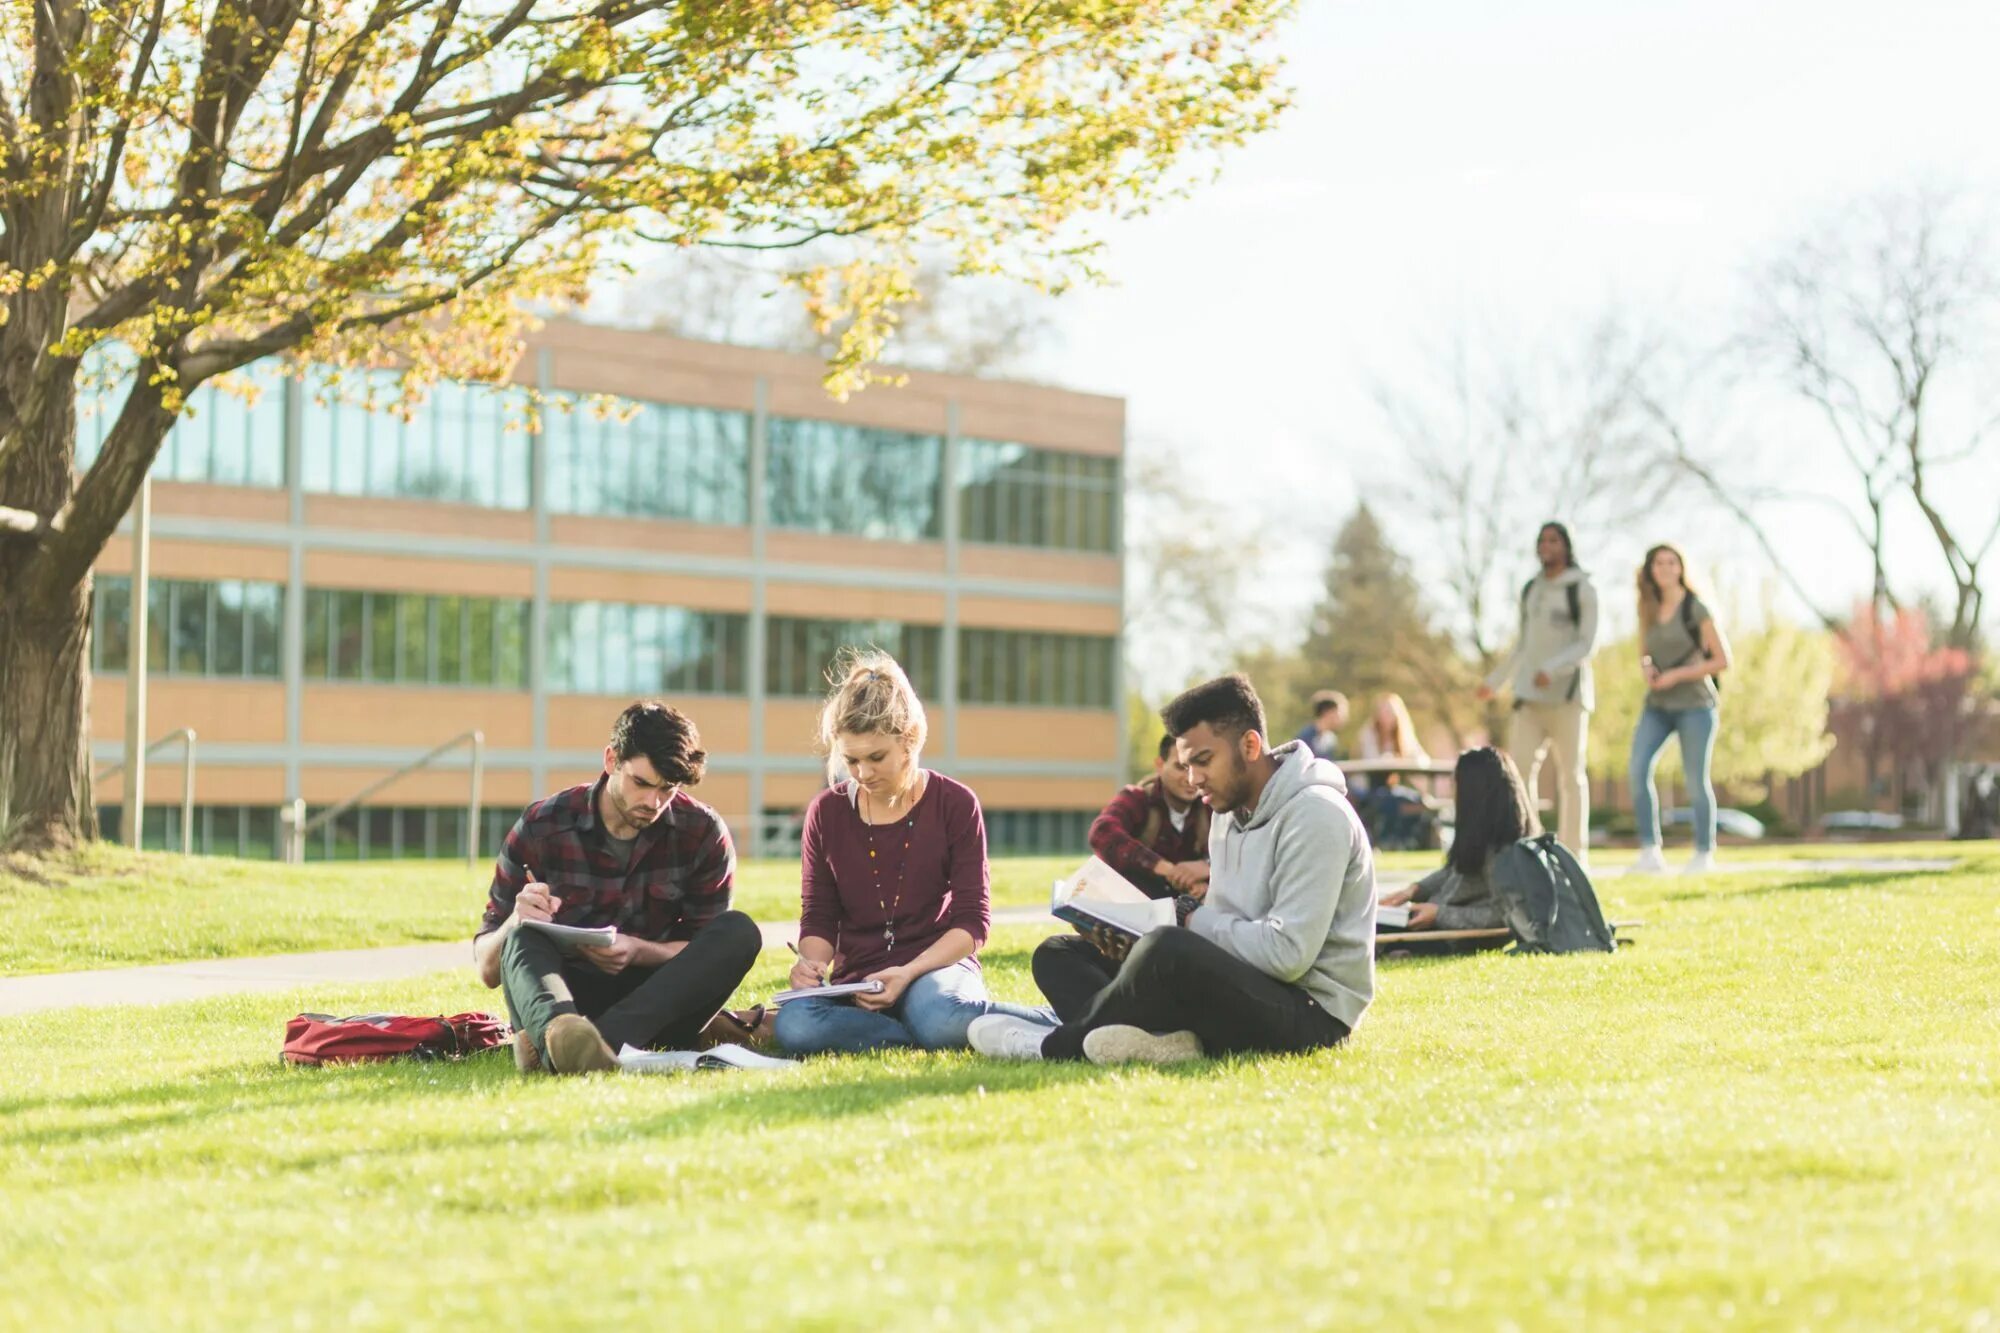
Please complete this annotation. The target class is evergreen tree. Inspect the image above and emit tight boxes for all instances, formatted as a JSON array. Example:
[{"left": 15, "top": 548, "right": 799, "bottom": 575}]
[{"left": 1263, "top": 505, "right": 1481, "bottom": 747}]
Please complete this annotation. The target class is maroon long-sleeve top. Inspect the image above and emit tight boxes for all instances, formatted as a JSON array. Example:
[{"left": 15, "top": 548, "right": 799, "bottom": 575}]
[{"left": 797, "top": 772, "right": 993, "bottom": 984}]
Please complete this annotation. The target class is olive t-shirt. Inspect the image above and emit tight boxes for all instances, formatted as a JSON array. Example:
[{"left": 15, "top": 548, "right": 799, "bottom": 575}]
[{"left": 1645, "top": 594, "right": 1717, "bottom": 710}]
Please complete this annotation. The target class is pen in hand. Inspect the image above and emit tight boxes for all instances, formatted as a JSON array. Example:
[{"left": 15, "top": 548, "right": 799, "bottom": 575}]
[{"left": 786, "top": 941, "right": 832, "bottom": 987}]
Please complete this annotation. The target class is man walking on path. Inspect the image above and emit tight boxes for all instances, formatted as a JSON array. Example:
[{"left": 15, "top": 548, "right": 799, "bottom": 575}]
[
  {"left": 1477, "top": 521, "right": 1599, "bottom": 857},
  {"left": 474, "top": 701, "right": 761, "bottom": 1074}
]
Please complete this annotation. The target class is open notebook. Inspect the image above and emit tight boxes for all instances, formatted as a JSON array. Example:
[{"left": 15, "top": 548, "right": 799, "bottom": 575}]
[
  {"left": 1051, "top": 857, "right": 1175, "bottom": 940},
  {"left": 616, "top": 1043, "right": 798, "bottom": 1073},
  {"left": 518, "top": 919, "right": 617, "bottom": 954}
]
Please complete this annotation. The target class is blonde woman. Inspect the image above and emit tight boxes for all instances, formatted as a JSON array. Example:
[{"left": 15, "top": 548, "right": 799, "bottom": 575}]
[
  {"left": 772, "top": 651, "right": 1054, "bottom": 1054},
  {"left": 1629, "top": 544, "right": 1732, "bottom": 874},
  {"left": 1354, "top": 692, "right": 1432, "bottom": 848}
]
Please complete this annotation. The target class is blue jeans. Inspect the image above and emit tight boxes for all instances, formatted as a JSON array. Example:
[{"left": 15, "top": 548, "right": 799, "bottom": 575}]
[
  {"left": 1629, "top": 704, "right": 1719, "bottom": 852},
  {"left": 771, "top": 958, "right": 1055, "bottom": 1055}
]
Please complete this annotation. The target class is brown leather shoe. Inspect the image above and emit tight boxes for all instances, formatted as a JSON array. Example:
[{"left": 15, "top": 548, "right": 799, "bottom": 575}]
[
  {"left": 543, "top": 1015, "right": 617, "bottom": 1074},
  {"left": 513, "top": 1029, "right": 543, "bottom": 1074},
  {"left": 698, "top": 1005, "right": 774, "bottom": 1051}
]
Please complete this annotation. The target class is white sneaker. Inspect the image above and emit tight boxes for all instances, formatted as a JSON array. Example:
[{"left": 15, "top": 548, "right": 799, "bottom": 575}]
[
  {"left": 1081, "top": 1025, "right": 1203, "bottom": 1065},
  {"left": 1629, "top": 846, "right": 1668, "bottom": 875},
  {"left": 1682, "top": 851, "right": 1717, "bottom": 875},
  {"left": 967, "top": 1014, "right": 1052, "bottom": 1062}
]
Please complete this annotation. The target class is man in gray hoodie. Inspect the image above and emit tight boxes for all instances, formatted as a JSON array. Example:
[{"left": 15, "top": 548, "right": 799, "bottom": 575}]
[
  {"left": 1476, "top": 521, "right": 1598, "bottom": 857},
  {"left": 969, "top": 673, "right": 1375, "bottom": 1066}
]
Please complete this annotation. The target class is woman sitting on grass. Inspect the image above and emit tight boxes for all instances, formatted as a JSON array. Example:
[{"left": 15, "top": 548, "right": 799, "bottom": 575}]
[
  {"left": 1379, "top": 747, "right": 1535, "bottom": 931},
  {"left": 773, "top": 651, "right": 1054, "bottom": 1055}
]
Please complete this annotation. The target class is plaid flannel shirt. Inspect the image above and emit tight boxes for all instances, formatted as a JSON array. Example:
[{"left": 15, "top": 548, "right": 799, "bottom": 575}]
[
  {"left": 476, "top": 774, "right": 735, "bottom": 944},
  {"left": 1087, "top": 778, "right": 1210, "bottom": 900}
]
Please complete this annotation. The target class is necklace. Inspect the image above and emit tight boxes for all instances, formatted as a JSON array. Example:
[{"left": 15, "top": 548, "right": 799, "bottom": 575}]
[{"left": 860, "top": 780, "right": 919, "bottom": 952}]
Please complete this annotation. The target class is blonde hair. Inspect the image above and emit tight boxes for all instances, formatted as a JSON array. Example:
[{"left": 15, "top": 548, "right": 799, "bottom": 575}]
[
  {"left": 817, "top": 649, "right": 929, "bottom": 782},
  {"left": 1367, "top": 693, "right": 1427, "bottom": 762}
]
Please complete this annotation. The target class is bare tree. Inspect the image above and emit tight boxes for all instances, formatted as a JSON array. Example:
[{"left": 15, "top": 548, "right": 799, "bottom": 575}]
[
  {"left": 1378, "top": 311, "right": 1684, "bottom": 672},
  {"left": 1740, "top": 186, "right": 2000, "bottom": 648},
  {"left": 1122, "top": 438, "right": 1256, "bottom": 697}
]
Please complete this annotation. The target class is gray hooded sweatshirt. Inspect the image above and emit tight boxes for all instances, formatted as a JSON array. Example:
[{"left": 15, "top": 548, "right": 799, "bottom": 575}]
[
  {"left": 1186, "top": 740, "right": 1376, "bottom": 1030},
  {"left": 1485, "top": 564, "right": 1599, "bottom": 710}
]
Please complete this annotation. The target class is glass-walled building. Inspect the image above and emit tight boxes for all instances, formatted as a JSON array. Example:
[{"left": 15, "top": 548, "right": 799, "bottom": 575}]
[{"left": 85, "top": 320, "right": 1126, "bottom": 860}]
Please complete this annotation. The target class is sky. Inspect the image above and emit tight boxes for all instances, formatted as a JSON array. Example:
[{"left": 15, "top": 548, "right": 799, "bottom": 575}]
[{"left": 1006, "top": 0, "right": 2000, "bottom": 657}]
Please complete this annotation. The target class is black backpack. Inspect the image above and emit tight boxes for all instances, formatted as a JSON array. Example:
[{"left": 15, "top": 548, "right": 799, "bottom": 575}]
[{"left": 1489, "top": 834, "right": 1614, "bottom": 954}]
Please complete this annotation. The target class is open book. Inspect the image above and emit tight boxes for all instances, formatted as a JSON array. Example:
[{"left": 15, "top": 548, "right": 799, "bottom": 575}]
[
  {"left": 519, "top": 919, "right": 618, "bottom": 954},
  {"left": 616, "top": 1043, "right": 797, "bottom": 1073},
  {"left": 770, "top": 979, "right": 887, "bottom": 1006},
  {"left": 1052, "top": 857, "right": 1175, "bottom": 940}
]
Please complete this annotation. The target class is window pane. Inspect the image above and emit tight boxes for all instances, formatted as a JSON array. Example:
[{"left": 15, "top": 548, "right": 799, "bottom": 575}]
[
  {"left": 397, "top": 596, "right": 429, "bottom": 683},
  {"left": 95, "top": 574, "right": 131, "bottom": 672},
  {"left": 145, "top": 578, "right": 171, "bottom": 673},
  {"left": 435, "top": 596, "right": 465, "bottom": 685},
  {"left": 330, "top": 591, "right": 365, "bottom": 679},
  {"left": 247, "top": 583, "right": 282, "bottom": 678},
  {"left": 398, "top": 808, "right": 431, "bottom": 858},
  {"left": 495, "top": 601, "right": 527, "bottom": 688},
  {"left": 369, "top": 593, "right": 398, "bottom": 682},
  {"left": 243, "top": 807, "right": 277, "bottom": 861},
  {"left": 434, "top": 807, "right": 464, "bottom": 860},
  {"left": 213, "top": 581, "right": 246, "bottom": 676},
  {"left": 466, "top": 599, "right": 496, "bottom": 686}
]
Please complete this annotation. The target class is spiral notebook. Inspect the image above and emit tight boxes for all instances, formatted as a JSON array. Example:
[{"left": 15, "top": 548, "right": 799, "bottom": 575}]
[{"left": 769, "top": 979, "right": 887, "bottom": 1006}]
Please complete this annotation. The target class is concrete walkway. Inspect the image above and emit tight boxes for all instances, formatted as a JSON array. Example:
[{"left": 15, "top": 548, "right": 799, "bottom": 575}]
[
  {"left": 0, "top": 858, "right": 1954, "bottom": 1018},
  {"left": 0, "top": 906, "right": 1055, "bottom": 1018}
]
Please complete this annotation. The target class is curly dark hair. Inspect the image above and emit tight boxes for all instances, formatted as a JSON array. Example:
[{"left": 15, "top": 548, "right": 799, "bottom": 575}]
[
  {"left": 1447, "top": 746, "right": 1538, "bottom": 874},
  {"left": 610, "top": 701, "right": 707, "bottom": 786},
  {"left": 1161, "top": 673, "right": 1267, "bottom": 743}
]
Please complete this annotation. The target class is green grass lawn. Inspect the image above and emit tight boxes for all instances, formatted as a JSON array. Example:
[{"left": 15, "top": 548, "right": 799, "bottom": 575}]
[
  {"left": 3, "top": 849, "right": 1997, "bottom": 1328},
  {"left": 0, "top": 848, "right": 1077, "bottom": 974}
]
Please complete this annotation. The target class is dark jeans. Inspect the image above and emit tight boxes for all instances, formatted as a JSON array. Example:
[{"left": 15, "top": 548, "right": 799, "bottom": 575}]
[
  {"left": 501, "top": 910, "right": 761, "bottom": 1058},
  {"left": 1036, "top": 926, "right": 1350, "bottom": 1062},
  {"left": 1033, "top": 933, "right": 1123, "bottom": 1023}
]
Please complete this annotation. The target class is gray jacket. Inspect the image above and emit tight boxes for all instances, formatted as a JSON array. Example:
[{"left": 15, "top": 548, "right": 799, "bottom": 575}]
[
  {"left": 1485, "top": 565, "right": 1599, "bottom": 710},
  {"left": 1411, "top": 860, "right": 1507, "bottom": 931},
  {"left": 1187, "top": 740, "right": 1376, "bottom": 1030}
]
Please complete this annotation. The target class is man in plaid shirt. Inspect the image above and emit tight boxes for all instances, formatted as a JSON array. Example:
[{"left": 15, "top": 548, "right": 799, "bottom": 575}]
[
  {"left": 1088, "top": 732, "right": 1211, "bottom": 899},
  {"left": 474, "top": 701, "right": 762, "bottom": 1074},
  {"left": 1030, "top": 733, "right": 1212, "bottom": 1023}
]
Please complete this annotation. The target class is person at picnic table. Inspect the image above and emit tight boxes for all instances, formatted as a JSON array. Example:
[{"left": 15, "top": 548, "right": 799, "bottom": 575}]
[
  {"left": 1378, "top": 746, "right": 1533, "bottom": 932},
  {"left": 1351, "top": 691, "right": 1433, "bottom": 848},
  {"left": 1031, "top": 733, "right": 1213, "bottom": 1023},
  {"left": 1293, "top": 688, "right": 1349, "bottom": 763},
  {"left": 970, "top": 673, "right": 1375, "bottom": 1065},
  {"left": 474, "top": 702, "right": 763, "bottom": 1075},
  {"left": 771, "top": 651, "right": 1055, "bottom": 1055}
]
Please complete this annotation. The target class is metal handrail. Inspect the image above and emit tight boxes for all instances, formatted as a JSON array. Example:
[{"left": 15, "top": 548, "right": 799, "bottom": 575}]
[
  {"left": 279, "top": 730, "right": 483, "bottom": 865},
  {"left": 94, "top": 728, "right": 198, "bottom": 856}
]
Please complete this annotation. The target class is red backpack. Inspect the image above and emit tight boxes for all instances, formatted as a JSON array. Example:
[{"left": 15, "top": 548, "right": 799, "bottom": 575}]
[{"left": 282, "top": 1012, "right": 510, "bottom": 1066}]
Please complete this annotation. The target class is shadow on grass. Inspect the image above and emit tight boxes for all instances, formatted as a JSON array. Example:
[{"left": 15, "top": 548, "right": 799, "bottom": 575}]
[
  {"left": 0, "top": 1047, "right": 517, "bottom": 1149},
  {"left": 1660, "top": 866, "right": 1961, "bottom": 904}
]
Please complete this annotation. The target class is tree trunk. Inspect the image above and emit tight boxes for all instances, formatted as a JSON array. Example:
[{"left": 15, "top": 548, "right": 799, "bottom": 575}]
[
  {"left": 0, "top": 581, "right": 98, "bottom": 852},
  {"left": 0, "top": 365, "right": 99, "bottom": 854}
]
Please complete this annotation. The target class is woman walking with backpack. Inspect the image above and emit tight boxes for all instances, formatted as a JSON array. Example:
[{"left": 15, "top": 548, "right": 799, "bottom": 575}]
[{"left": 1629, "top": 544, "right": 1732, "bottom": 874}]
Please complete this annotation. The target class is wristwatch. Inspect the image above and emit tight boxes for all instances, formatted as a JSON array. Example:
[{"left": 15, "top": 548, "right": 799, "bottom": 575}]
[{"left": 1173, "top": 892, "right": 1202, "bottom": 927}]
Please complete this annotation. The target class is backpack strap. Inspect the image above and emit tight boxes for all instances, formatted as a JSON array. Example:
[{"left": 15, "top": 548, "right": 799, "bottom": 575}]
[{"left": 1136, "top": 778, "right": 1164, "bottom": 850}]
